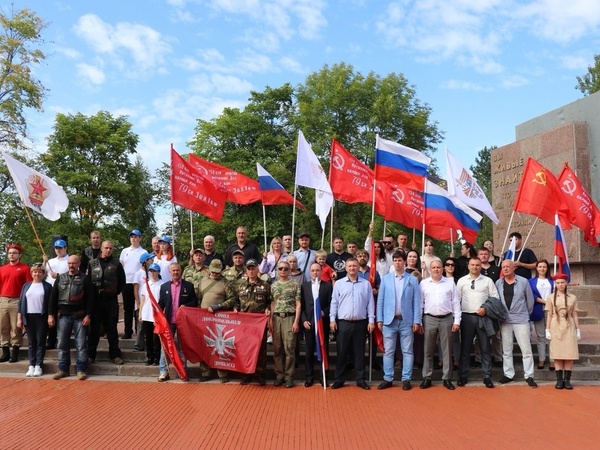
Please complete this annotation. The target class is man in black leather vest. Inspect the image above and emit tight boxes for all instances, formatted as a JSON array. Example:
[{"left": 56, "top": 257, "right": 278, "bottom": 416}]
[
  {"left": 48, "top": 255, "right": 94, "bottom": 380},
  {"left": 88, "top": 240, "right": 126, "bottom": 365}
]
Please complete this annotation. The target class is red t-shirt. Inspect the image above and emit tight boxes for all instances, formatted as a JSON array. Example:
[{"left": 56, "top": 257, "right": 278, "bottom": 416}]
[
  {"left": 0, "top": 262, "right": 33, "bottom": 297},
  {"left": 320, "top": 264, "right": 334, "bottom": 283}
]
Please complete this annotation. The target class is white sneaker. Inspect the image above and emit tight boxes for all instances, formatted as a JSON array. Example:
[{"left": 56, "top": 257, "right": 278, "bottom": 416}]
[
  {"left": 33, "top": 365, "right": 43, "bottom": 377},
  {"left": 26, "top": 366, "right": 34, "bottom": 377}
]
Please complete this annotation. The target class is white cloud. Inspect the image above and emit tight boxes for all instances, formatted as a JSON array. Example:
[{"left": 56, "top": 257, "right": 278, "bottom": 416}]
[
  {"left": 440, "top": 80, "right": 490, "bottom": 91},
  {"left": 73, "top": 14, "right": 172, "bottom": 75},
  {"left": 54, "top": 46, "right": 81, "bottom": 59},
  {"left": 499, "top": 74, "right": 530, "bottom": 89},
  {"left": 279, "top": 56, "right": 304, "bottom": 73},
  {"left": 76, "top": 63, "right": 106, "bottom": 85}
]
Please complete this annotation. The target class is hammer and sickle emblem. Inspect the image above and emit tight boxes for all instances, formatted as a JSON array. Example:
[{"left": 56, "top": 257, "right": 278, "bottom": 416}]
[
  {"left": 391, "top": 188, "right": 404, "bottom": 204},
  {"left": 532, "top": 170, "right": 546, "bottom": 186},
  {"left": 332, "top": 153, "right": 345, "bottom": 171},
  {"left": 561, "top": 178, "right": 577, "bottom": 196}
]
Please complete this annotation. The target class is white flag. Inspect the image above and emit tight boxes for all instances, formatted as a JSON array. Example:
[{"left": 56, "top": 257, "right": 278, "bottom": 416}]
[
  {"left": 3, "top": 152, "right": 69, "bottom": 221},
  {"left": 296, "top": 131, "right": 333, "bottom": 229},
  {"left": 445, "top": 148, "right": 499, "bottom": 224}
]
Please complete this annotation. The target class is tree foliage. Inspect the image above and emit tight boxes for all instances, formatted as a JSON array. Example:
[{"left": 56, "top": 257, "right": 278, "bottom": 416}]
[
  {"left": 0, "top": 7, "right": 47, "bottom": 148},
  {"left": 576, "top": 54, "right": 600, "bottom": 96},
  {"left": 185, "top": 63, "right": 442, "bottom": 254}
]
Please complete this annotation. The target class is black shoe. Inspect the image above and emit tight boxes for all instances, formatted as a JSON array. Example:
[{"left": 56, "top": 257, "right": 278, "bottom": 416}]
[
  {"left": 123, "top": 334, "right": 132, "bottom": 340},
  {"left": 564, "top": 370, "right": 573, "bottom": 390},
  {"left": 498, "top": 376, "right": 514, "bottom": 384},
  {"left": 483, "top": 378, "right": 494, "bottom": 388},
  {"left": 153, "top": 359, "right": 159, "bottom": 366},
  {"left": 274, "top": 378, "right": 285, "bottom": 387},
  {"left": 402, "top": 380, "right": 411, "bottom": 391},
  {"left": 145, "top": 358, "right": 153, "bottom": 366},
  {"left": 419, "top": 378, "right": 432, "bottom": 389},
  {"left": 377, "top": 380, "right": 393, "bottom": 390},
  {"left": 356, "top": 380, "right": 370, "bottom": 390},
  {"left": 240, "top": 376, "right": 253, "bottom": 385},
  {"left": 457, "top": 378, "right": 468, "bottom": 387},
  {"left": 220, "top": 377, "right": 229, "bottom": 384},
  {"left": 443, "top": 380, "right": 455, "bottom": 390},
  {"left": 8, "top": 346, "right": 19, "bottom": 363},
  {"left": 555, "top": 370, "right": 564, "bottom": 389},
  {"left": 331, "top": 381, "right": 344, "bottom": 389},
  {"left": 256, "top": 377, "right": 266, "bottom": 386},
  {"left": 453, "top": 364, "right": 459, "bottom": 371},
  {"left": 304, "top": 380, "right": 314, "bottom": 388},
  {"left": 285, "top": 379, "right": 294, "bottom": 388},
  {"left": 526, "top": 377, "right": 538, "bottom": 388},
  {"left": 199, "top": 375, "right": 212, "bottom": 382}
]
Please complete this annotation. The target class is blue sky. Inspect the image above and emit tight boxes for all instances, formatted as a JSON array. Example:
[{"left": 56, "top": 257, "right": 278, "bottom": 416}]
[{"left": 11, "top": 0, "right": 600, "bottom": 181}]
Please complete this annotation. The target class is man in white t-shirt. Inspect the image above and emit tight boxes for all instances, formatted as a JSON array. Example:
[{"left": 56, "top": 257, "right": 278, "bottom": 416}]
[{"left": 119, "top": 229, "right": 147, "bottom": 339}]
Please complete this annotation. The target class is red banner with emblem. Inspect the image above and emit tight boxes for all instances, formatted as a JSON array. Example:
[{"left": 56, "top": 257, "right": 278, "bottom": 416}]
[
  {"left": 376, "top": 181, "right": 424, "bottom": 229},
  {"left": 329, "top": 139, "right": 374, "bottom": 204},
  {"left": 176, "top": 308, "right": 268, "bottom": 374}
]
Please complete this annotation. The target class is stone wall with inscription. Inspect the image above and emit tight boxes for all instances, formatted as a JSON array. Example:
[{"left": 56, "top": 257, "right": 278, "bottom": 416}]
[{"left": 491, "top": 121, "right": 600, "bottom": 285}]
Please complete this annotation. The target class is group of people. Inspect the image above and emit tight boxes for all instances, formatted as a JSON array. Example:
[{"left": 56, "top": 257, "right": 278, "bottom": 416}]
[{"left": 1, "top": 225, "right": 581, "bottom": 390}]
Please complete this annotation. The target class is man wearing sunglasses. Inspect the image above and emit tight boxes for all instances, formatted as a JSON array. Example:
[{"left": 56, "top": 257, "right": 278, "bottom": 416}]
[{"left": 456, "top": 257, "right": 499, "bottom": 388}]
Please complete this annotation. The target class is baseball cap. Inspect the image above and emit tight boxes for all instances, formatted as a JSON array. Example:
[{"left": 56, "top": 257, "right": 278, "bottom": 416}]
[
  {"left": 245, "top": 258, "right": 258, "bottom": 268},
  {"left": 209, "top": 260, "right": 223, "bottom": 273},
  {"left": 53, "top": 239, "right": 67, "bottom": 248},
  {"left": 139, "top": 252, "right": 156, "bottom": 264},
  {"left": 158, "top": 236, "right": 171, "bottom": 244},
  {"left": 148, "top": 263, "right": 160, "bottom": 272},
  {"left": 130, "top": 229, "right": 142, "bottom": 237}
]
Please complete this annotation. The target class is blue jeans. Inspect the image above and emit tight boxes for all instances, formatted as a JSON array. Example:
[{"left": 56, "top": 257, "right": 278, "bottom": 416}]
[
  {"left": 383, "top": 318, "right": 414, "bottom": 382},
  {"left": 159, "top": 323, "right": 185, "bottom": 375},
  {"left": 57, "top": 314, "right": 88, "bottom": 372}
]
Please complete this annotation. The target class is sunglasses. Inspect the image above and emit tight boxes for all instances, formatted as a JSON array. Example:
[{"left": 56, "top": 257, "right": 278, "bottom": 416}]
[
  {"left": 277, "top": 267, "right": 290, "bottom": 271},
  {"left": 445, "top": 263, "right": 455, "bottom": 267},
  {"left": 471, "top": 280, "right": 475, "bottom": 290},
  {"left": 383, "top": 241, "right": 394, "bottom": 245}
]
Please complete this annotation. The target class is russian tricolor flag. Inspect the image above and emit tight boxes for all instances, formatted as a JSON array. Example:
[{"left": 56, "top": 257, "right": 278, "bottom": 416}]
[
  {"left": 423, "top": 180, "right": 482, "bottom": 244},
  {"left": 375, "top": 135, "right": 431, "bottom": 191},
  {"left": 314, "top": 295, "right": 329, "bottom": 370},
  {"left": 257, "top": 163, "right": 301, "bottom": 207},
  {"left": 554, "top": 213, "right": 571, "bottom": 282}
]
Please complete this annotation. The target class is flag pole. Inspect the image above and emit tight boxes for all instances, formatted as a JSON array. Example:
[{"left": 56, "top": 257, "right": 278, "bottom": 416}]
[
  {"left": 171, "top": 203, "right": 176, "bottom": 254},
  {"left": 383, "top": 221, "right": 387, "bottom": 240},
  {"left": 321, "top": 357, "right": 327, "bottom": 390},
  {"left": 189, "top": 210, "right": 194, "bottom": 249},
  {"left": 519, "top": 217, "right": 539, "bottom": 262},
  {"left": 500, "top": 211, "right": 516, "bottom": 257},
  {"left": 22, "top": 206, "right": 46, "bottom": 256},
  {"left": 262, "top": 204, "right": 268, "bottom": 252},
  {"left": 329, "top": 202, "right": 334, "bottom": 252}
]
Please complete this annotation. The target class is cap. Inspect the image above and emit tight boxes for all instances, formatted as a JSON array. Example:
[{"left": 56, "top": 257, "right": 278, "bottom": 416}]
[
  {"left": 30, "top": 262, "right": 46, "bottom": 272},
  {"left": 193, "top": 248, "right": 206, "bottom": 254},
  {"left": 245, "top": 258, "right": 258, "bottom": 268},
  {"left": 232, "top": 249, "right": 245, "bottom": 257},
  {"left": 148, "top": 263, "right": 161, "bottom": 272},
  {"left": 209, "top": 260, "right": 223, "bottom": 273},
  {"left": 53, "top": 239, "right": 67, "bottom": 248},
  {"left": 130, "top": 229, "right": 142, "bottom": 237},
  {"left": 158, "top": 236, "right": 171, "bottom": 244},
  {"left": 298, "top": 231, "right": 310, "bottom": 239},
  {"left": 6, "top": 243, "right": 23, "bottom": 253},
  {"left": 139, "top": 252, "right": 156, "bottom": 264},
  {"left": 552, "top": 273, "right": 569, "bottom": 281}
]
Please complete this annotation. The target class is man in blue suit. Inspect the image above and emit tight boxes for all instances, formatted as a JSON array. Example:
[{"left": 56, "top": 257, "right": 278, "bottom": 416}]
[
  {"left": 157, "top": 263, "right": 197, "bottom": 381},
  {"left": 376, "top": 251, "right": 422, "bottom": 390}
]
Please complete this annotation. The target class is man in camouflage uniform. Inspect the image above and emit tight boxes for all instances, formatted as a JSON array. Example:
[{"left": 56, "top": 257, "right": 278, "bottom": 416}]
[
  {"left": 182, "top": 248, "right": 209, "bottom": 298},
  {"left": 234, "top": 258, "right": 271, "bottom": 385},
  {"left": 222, "top": 249, "right": 245, "bottom": 284},
  {"left": 198, "top": 260, "right": 237, "bottom": 383},
  {"left": 270, "top": 261, "right": 301, "bottom": 388}
]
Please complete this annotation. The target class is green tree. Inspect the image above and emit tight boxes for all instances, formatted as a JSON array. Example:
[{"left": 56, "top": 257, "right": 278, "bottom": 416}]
[
  {"left": 576, "top": 54, "right": 600, "bottom": 95},
  {"left": 42, "top": 111, "right": 151, "bottom": 252},
  {"left": 0, "top": 7, "right": 47, "bottom": 148},
  {"left": 470, "top": 146, "right": 496, "bottom": 247}
]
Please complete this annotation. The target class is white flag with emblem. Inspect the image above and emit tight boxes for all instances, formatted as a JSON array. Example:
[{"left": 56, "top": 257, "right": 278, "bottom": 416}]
[
  {"left": 2, "top": 152, "right": 69, "bottom": 221},
  {"left": 445, "top": 148, "right": 499, "bottom": 224}
]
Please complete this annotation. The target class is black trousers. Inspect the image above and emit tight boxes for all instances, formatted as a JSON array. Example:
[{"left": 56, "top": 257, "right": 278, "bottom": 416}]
[
  {"left": 88, "top": 297, "right": 122, "bottom": 360},
  {"left": 142, "top": 321, "right": 160, "bottom": 362},
  {"left": 26, "top": 313, "right": 47, "bottom": 366},
  {"left": 334, "top": 319, "right": 368, "bottom": 383},
  {"left": 122, "top": 283, "right": 136, "bottom": 337}
]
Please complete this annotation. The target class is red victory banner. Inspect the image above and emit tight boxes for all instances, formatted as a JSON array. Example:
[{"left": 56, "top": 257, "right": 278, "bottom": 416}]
[
  {"left": 176, "top": 308, "right": 269, "bottom": 374},
  {"left": 329, "top": 139, "right": 374, "bottom": 204},
  {"left": 188, "top": 153, "right": 261, "bottom": 205},
  {"left": 375, "top": 181, "right": 424, "bottom": 230},
  {"left": 557, "top": 163, "right": 600, "bottom": 246},
  {"left": 170, "top": 148, "right": 228, "bottom": 222}
]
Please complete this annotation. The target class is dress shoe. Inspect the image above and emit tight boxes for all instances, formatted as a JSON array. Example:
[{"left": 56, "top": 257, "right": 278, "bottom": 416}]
[
  {"left": 419, "top": 378, "right": 432, "bottom": 389},
  {"left": 199, "top": 375, "right": 212, "bottom": 382},
  {"left": 356, "top": 380, "right": 370, "bottom": 390},
  {"left": 402, "top": 380, "right": 411, "bottom": 391},
  {"left": 274, "top": 378, "right": 285, "bottom": 387},
  {"left": 443, "top": 380, "right": 455, "bottom": 390},
  {"left": 285, "top": 379, "right": 295, "bottom": 388},
  {"left": 219, "top": 377, "right": 229, "bottom": 384},
  {"left": 537, "top": 360, "right": 545, "bottom": 370},
  {"left": 256, "top": 376, "right": 266, "bottom": 386},
  {"left": 331, "top": 381, "right": 344, "bottom": 389},
  {"left": 498, "top": 376, "right": 514, "bottom": 384},
  {"left": 457, "top": 378, "right": 468, "bottom": 387},
  {"left": 123, "top": 334, "right": 132, "bottom": 339},
  {"left": 526, "top": 377, "right": 538, "bottom": 388},
  {"left": 304, "top": 379, "right": 314, "bottom": 388},
  {"left": 377, "top": 380, "right": 393, "bottom": 390},
  {"left": 483, "top": 378, "right": 494, "bottom": 388},
  {"left": 240, "top": 376, "right": 253, "bottom": 385},
  {"left": 145, "top": 358, "right": 153, "bottom": 366}
]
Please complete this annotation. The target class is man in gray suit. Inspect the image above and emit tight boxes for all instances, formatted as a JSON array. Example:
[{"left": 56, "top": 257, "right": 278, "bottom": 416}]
[{"left": 376, "top": 251, "right": 422, "bottom": 391}]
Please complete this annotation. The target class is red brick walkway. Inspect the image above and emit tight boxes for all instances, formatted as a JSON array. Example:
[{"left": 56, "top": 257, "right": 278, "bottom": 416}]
[{"left": 1, "top": 376, "right": 598, "bottom": 449}]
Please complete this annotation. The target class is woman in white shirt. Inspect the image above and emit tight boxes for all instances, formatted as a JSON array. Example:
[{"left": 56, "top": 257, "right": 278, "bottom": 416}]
[{"left": 139, "top": 263, "right": 165, "bottom": 366}]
